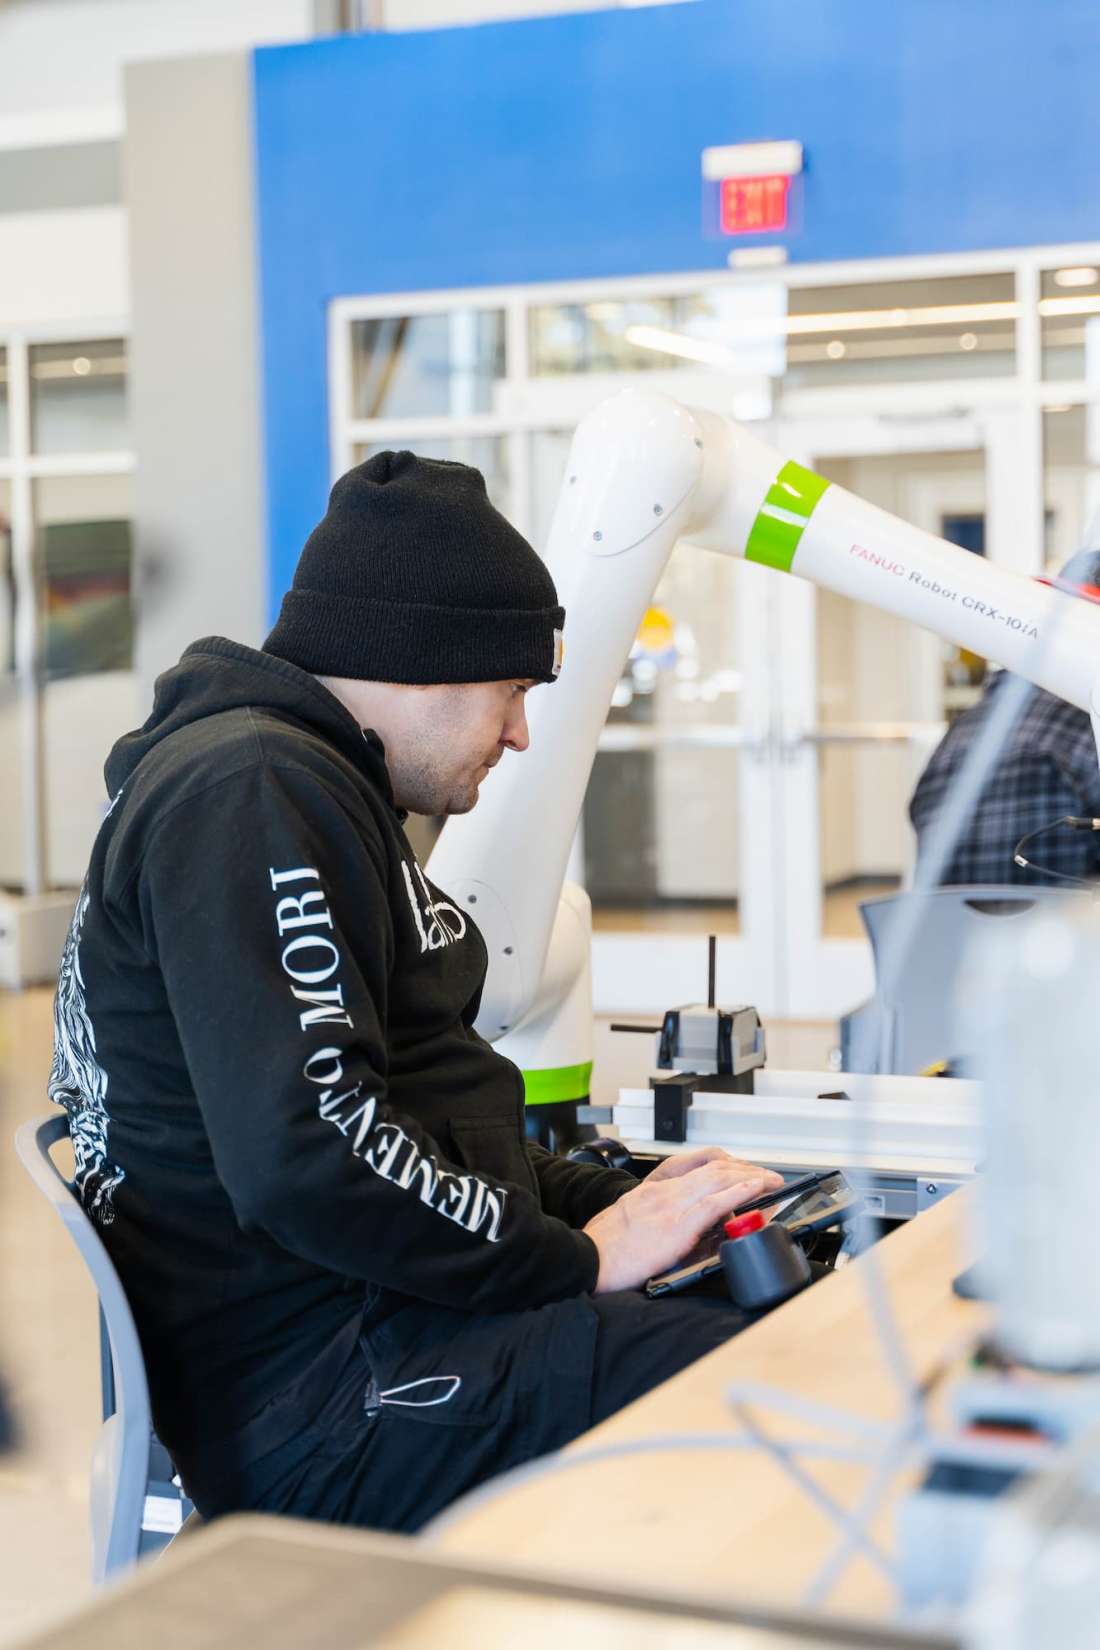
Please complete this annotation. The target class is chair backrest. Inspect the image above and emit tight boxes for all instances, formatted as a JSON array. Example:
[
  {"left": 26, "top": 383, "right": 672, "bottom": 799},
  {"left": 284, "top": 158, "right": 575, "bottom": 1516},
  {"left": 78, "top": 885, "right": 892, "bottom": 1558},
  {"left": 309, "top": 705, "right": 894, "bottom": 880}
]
[
  {"left": 14, "top": 1111, "right": 151, "bottom": 1583},
  {"left": 855, "top": 885, "right": 1074, "bottom": 1074}
]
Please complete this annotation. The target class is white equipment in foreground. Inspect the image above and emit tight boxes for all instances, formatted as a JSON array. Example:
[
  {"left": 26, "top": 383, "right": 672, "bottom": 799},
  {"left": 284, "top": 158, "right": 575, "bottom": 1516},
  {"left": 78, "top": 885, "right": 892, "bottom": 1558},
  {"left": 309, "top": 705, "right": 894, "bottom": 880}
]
[
  {"left": 429, "top": 387, "right": 1100, "bottom": 1100},
  {"left": 972, "top": 897, "right": 1100, "bottom": 1372}
]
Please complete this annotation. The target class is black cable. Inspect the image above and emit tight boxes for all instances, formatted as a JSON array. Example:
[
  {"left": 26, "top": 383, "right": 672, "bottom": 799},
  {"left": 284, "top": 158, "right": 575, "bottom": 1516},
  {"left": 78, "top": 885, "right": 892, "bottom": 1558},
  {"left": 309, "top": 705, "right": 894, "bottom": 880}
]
[{"left": 1011, "top": 814, "right": 1100, "bottom": 888}]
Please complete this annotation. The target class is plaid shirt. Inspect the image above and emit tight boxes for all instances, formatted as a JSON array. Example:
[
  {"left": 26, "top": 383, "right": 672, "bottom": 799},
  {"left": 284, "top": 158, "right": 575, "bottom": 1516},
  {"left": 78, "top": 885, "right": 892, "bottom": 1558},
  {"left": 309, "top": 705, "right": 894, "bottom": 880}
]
[{"left": 909, "top": 671, "right": 1100, "bottom": 886}]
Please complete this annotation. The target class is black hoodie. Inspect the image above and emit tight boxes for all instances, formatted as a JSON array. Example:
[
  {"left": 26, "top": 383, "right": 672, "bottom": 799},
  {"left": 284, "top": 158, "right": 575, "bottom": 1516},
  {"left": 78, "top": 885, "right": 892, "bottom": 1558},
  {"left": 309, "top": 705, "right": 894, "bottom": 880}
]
[{"left": 49, "top": 638, "right": 633, "bottom": 1480}]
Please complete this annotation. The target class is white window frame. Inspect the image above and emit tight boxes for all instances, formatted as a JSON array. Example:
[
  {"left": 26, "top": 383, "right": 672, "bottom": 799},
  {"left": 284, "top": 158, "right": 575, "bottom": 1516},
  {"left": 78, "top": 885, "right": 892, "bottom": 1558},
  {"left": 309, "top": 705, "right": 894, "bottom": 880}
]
[
  {"left": 327, "top": 244, "right": 1100, "bottom": 1014},
  {"left": 329, "top": 237, "right": 1100, "bottom": 528},
  {"left": 0, "top": 318, "right": 134, "bottom": 894}
]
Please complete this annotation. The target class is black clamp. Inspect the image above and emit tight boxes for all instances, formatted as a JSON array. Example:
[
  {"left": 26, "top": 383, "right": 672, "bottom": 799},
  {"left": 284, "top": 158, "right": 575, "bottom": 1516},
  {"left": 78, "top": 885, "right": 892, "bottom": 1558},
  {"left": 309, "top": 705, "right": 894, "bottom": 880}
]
[
  {"left": 650, "top": 1007, "right": 749, "bottom": 1142},
  {"left": 657, "top": 1009, "right": 680, "bottom": 1070},
  {"left": 649, "top": 1071, "right": 701, "bottom": 1145},
  {"left": 716, "top": 1009, "right": 734, "bottom": 1076}
]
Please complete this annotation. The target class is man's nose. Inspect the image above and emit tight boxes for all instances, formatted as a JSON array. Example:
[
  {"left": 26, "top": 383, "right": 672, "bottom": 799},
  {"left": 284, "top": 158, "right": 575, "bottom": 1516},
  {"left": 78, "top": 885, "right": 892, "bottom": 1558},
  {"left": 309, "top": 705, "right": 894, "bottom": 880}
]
[{"left": 504, "top": 701, "right": 530, "bottom": 753}]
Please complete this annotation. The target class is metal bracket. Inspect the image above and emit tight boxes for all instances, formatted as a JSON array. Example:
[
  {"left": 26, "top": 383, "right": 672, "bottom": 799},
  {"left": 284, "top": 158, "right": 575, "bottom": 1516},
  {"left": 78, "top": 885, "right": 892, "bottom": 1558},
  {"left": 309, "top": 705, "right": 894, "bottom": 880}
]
[{"left": 649, "top": 1071, "right": 699, "bottom": 1144}]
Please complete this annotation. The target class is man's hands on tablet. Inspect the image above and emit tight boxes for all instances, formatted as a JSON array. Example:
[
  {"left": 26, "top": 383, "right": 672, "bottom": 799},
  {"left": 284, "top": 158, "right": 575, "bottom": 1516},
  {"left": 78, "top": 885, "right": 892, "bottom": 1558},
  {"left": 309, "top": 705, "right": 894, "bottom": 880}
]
[{"left": 583, "top": 1146, "right": 784, "bottom": 1295}]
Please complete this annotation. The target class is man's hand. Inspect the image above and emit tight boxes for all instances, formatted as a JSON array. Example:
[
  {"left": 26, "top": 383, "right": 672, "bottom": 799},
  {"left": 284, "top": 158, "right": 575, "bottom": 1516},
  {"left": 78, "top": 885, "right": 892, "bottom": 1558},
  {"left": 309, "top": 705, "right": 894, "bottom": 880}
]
[
  {"left": 583, "top": 1151, "right": 784, "bottom": 1295},
  {"left": 645, "top": 1145, "right": 782, "bottom": 1187}
]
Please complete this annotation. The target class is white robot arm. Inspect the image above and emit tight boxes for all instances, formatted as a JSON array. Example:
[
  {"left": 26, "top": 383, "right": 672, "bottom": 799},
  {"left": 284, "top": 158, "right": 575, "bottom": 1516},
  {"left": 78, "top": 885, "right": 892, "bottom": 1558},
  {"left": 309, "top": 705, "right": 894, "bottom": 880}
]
[{"left": 427, "top": 387, "right": 1100, "bottom": 1101}]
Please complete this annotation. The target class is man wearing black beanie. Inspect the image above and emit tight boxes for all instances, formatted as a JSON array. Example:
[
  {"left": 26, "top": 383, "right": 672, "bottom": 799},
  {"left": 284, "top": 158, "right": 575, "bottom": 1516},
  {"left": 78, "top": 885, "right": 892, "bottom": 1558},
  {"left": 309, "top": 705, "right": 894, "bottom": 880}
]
[{"left": 50, "top": 451, "right": 777, "bottom": 1534}]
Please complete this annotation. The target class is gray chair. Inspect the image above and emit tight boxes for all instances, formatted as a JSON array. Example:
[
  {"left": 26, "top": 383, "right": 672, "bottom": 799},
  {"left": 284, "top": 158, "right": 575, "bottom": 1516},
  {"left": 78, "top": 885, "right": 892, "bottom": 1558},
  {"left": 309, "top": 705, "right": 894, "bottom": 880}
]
[
  {"left": 14, "top": 1112, "right": 193, "bottom": 1582},
  {"left": 840, "top": 885, "right": 1070, "bottom": 1075}
]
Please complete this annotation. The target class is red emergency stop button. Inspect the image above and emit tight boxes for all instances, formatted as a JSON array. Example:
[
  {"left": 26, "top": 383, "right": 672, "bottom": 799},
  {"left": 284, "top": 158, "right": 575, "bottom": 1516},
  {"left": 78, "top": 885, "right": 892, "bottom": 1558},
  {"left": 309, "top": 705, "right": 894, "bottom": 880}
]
[{"left": 724, "top": 1209, "right": 765, "bottom": 1241}]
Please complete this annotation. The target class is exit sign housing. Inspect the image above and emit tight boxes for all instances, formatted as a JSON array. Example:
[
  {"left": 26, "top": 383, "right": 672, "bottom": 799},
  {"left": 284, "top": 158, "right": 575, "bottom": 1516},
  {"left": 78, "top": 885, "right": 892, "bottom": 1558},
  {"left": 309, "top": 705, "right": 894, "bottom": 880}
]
[
  {"left": 702, "top": 141, "right": 802, "bottom": 240},
  {"left": 720, "top": 173, "right": 790, "bottom": 234}
]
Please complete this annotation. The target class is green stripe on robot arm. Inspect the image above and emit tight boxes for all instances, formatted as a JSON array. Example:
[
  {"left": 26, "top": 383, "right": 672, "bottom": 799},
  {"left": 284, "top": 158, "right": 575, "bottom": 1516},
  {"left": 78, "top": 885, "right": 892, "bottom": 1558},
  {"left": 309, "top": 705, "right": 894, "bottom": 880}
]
[
  {"left": 746, "top": 459, "right": 832, "bottom": 573},
  {"left": 766, "top": 460, "right": 830, "bottom": 518},
  {"left": 745, "top": 509, "right": 803, "bottom": 572},
  {"left": 522, "top": 1061, "right": 594, "bottom": 1106}
]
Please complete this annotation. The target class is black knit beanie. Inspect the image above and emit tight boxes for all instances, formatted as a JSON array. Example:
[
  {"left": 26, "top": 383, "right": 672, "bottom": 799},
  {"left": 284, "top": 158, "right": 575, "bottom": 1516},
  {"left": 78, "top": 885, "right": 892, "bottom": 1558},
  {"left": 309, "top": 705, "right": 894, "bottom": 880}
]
[{"left": 263, "top": 451, "right": 565, "bottom": 685}]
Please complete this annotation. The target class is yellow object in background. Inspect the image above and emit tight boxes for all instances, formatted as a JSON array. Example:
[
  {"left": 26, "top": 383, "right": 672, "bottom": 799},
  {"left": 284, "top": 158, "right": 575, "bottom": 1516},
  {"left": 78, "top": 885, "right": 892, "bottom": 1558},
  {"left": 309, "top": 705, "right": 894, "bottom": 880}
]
[{"left": 636, "top": 606, "right": 675, "bottom": 656}]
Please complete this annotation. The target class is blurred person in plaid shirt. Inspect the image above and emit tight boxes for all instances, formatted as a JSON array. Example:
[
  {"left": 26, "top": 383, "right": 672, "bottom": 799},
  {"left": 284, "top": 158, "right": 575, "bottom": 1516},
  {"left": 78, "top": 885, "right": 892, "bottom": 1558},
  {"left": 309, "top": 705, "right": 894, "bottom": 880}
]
[{"left": 910, "top": 548, "right": 1100, "bottom": 888}]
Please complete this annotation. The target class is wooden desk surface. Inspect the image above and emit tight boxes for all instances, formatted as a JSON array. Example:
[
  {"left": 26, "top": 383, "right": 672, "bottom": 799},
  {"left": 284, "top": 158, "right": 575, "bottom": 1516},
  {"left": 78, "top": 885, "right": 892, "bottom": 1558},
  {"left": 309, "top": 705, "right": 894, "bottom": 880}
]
[{"left": 437, "top": 1193, "right": 989, "bottom": 1619}]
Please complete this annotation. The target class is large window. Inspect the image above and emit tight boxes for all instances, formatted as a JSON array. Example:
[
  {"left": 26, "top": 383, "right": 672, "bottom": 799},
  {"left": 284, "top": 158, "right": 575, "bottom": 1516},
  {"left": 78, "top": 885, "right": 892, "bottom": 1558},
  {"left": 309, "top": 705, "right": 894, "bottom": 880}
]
[
  {"left": 331, "top": 254, "right": 1093, "bottom": 534},
  {"left": 350, "top": 312, "right": 505, "bottom": 420},
  {"left": 0, "top": 329, "right": 134, "bottom": 894},
  {"left": 1044, "top": 403, "right": 1099, "bottom": 568},
  {"left": 30, "top": 338, "right": 129, "bottom": 457},
  {"left": 1040, "top": 261, "right": 1100, "bottom": 381},
  {"left": 330, "top": 248, "right": 1100, "bottom": 990},
  {"left": 352, "top": 437, "right": 510, "bottom": 515}
]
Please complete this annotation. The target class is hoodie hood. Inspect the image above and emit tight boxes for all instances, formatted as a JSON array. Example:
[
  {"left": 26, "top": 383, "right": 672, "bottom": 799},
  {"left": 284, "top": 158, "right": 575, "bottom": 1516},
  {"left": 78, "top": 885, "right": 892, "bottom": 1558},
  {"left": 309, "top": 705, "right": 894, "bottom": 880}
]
[{"left": 106, "top": 636, "right": 396, "bottom": 806}]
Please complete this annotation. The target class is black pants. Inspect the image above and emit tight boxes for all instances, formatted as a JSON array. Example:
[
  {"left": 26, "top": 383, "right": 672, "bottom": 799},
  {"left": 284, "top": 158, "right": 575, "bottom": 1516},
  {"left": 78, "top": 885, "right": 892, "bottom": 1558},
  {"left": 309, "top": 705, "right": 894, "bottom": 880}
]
[{"left": 188, "top": 1286, "right": 748, "bottom": 1534}]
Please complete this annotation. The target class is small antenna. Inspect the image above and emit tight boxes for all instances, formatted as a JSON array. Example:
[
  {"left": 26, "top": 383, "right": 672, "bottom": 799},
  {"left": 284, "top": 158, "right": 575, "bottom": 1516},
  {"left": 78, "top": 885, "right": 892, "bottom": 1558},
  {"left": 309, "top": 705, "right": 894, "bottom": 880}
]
[{"left": 707, "top": 933, "right": 717, "bottom": 1009}]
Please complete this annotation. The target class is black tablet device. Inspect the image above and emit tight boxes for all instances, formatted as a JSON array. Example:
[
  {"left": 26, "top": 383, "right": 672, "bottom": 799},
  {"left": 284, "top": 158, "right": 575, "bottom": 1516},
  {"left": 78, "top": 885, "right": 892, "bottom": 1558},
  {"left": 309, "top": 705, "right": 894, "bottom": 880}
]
[{"left": 645, "top": 1169, "right": 861, "bottom": 1299}]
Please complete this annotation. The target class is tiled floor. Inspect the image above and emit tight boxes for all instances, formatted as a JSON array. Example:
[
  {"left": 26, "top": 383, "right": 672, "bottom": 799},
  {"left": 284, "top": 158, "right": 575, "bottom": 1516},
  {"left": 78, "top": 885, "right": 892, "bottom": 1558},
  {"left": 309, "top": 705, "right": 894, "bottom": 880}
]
[
  {"left": 0, "top": 986, "right": 836, "bottom": 1644},
  {"left": 593, "top": 883, "right": 894, "bottom": 941},
  {"left": 0, "top": 988, "right": 98, "bottom": 1646}
]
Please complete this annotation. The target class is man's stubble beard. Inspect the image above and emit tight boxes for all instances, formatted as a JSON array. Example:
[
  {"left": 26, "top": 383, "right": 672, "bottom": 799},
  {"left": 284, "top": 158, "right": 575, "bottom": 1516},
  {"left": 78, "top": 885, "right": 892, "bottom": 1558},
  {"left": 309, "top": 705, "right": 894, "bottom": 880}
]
[
  {"left": 393, "top": 691, "right": 491, "bottom": 817},
  {"left": 393, "top": 755, "right": 481, "bottom": 818},
  {"left": 443, "top": 783, "right": 479, "bottom": 815}
]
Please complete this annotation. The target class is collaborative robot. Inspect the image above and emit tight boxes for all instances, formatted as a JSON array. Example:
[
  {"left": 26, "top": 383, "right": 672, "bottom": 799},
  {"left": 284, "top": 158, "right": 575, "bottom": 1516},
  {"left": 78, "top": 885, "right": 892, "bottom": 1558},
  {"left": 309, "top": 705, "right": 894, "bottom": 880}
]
[{"left": 429, "top": 386, "right": 1100, "bottom": 1093}]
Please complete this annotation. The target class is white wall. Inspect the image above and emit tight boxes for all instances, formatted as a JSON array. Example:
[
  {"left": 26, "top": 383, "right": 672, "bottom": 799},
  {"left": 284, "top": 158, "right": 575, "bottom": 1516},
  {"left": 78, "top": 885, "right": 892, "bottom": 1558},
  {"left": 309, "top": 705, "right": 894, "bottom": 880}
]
[
  {"left": 0, "top": 473, "right": 139, "bottom": 888},
  {"left": 0, "top": 678, "right": 138, "bottom": 891},
  {"left": 0, "top": 0, "right": 696, "bottom": 156},
  {"left": 0, "top": 676, "right": 24, "bottom": 888},
  {"left": 44, "top": 673, "right": 140, "bottom": 886},
  {"left": 380, "top": 0, "right": 623, "bottom": 25},
  {"left": 0, "top": 669, "right": 139, "bottom": 890},
  {"left": 0, "top": 0, "right": 316, "bottom": 149},
  {"left": 126, "top": 52, "right": 268, "bottom": 690},
  {"left": 0, "top": 208, "right": 127, "bottom": 326},
  {"left": 386, "top": 0, "right": 695, "bottom": 19}
]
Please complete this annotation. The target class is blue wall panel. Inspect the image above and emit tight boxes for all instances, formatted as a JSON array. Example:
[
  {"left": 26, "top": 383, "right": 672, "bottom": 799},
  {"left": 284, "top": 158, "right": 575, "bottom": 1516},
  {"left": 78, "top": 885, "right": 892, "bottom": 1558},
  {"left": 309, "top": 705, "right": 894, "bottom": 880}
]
[{"left": 254, "top": 0, "right": 1100, "bottom": 614}]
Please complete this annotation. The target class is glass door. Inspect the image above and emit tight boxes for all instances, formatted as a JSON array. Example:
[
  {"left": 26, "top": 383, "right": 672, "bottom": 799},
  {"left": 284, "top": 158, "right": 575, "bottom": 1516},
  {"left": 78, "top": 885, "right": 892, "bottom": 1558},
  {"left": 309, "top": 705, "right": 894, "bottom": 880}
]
[
  {"left": 772, "top": 410, "right": 1036, "bottom": 1017},
  {"left": 525, "top": 406, "right": 785, "bottom": 1017},
  {"left": 521, "top": 407, "right": 1023, "bottom": 1022}
]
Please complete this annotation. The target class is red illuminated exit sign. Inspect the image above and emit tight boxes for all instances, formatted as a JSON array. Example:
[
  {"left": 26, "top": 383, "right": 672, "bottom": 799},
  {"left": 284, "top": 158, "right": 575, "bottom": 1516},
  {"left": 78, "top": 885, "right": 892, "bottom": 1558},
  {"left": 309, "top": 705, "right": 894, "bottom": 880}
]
[
  {"left": 720, "top": 173, "right": 790, "bottom": 235},
  {"left": 702, "top": 141, "right": 802, "bottom": 239}
]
